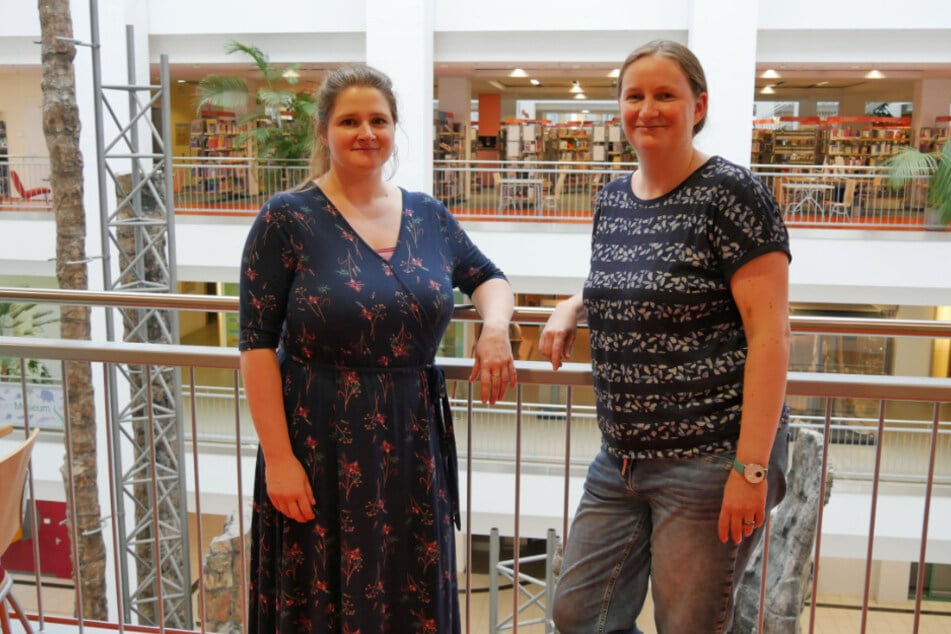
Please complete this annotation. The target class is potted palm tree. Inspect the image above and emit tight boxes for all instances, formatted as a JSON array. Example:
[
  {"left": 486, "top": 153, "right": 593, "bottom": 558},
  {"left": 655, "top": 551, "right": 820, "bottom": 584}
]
[
  {"left": 883, "top": 141, "right": 951, "bottom": 228},
  {"left": 196, "top": 41, "right": 317, "bottom": 193}
]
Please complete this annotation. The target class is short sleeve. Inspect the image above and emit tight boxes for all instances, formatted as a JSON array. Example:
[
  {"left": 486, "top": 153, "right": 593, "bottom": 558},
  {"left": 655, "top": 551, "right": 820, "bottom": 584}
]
[
  {"left": 238, "top": 193, "right": 299, "bottom": 351},
  {"left": 419, "top": 194, "right": 506, "bottom": 297},
  {"left": 710, "top": 167, "right": 791, "bottom": 280}
]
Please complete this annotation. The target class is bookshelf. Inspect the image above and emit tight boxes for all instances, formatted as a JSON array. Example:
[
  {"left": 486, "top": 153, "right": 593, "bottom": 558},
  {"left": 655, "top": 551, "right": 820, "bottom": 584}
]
[
  {"left": 553, "top": 125, "right": 591, "bottom": 162},
  {"left": 918, "top": 117, "right": 950, "bottom": 154},
  {"left": 751, "top": 129, "right": 773, "bottom": 164},
  {"left": 190, "top": 111, "right": 242, "bottom": 157},
  {"left": 501, "top": 121, "right": 544, "bottom": 161},
  {"left": 771, "top": 128, "right": 821, "bottom": 165},
  {"left": 434, "top": 113, "right": 466, "bottom": 203},
  {"left": 824, "top": 126, "right": 911, "bottom": 167},
  {"left": 189, "top": 110, "right": 248, "bottom": 197}
]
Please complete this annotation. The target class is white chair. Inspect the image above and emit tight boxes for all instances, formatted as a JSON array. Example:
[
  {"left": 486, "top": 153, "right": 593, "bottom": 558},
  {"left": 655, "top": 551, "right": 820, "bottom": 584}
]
[
  {"left": 493, "top": 172, "right": 516, "bottom": 212},
  {"left": 826, "top": 178, "right": 857, "bottom": 221},
  {"left": 0, "top": 425, "right": 40, "bottom": 634},
  {"left": 541, "top": 173, "right": 566, "bottom": 212}
]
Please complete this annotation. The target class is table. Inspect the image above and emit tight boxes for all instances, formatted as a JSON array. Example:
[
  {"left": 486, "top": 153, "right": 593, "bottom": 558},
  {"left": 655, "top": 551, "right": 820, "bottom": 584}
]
[
  {"left": 781, "top": 181, "right": 836, "bottom": 218},
  {"left": 498, "top": 178, "right": 544, "bottom": 213}
]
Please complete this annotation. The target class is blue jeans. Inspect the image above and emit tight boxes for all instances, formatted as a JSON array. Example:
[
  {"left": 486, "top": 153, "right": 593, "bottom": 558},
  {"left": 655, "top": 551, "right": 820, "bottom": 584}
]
[{"left": 552, "top": 428, "right": 788, "bottom": 634}]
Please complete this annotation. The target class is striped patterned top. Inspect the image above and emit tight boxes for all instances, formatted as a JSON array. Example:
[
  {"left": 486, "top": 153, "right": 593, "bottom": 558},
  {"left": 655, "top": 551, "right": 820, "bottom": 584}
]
[{"left": 583, "top": 156, "right": 790, "bottom": 460}]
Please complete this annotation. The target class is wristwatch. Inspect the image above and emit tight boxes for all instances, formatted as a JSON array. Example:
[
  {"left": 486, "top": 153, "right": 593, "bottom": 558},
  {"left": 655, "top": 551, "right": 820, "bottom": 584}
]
[{"left": 733, "top": 458, "right": 768, "bottom": 484}]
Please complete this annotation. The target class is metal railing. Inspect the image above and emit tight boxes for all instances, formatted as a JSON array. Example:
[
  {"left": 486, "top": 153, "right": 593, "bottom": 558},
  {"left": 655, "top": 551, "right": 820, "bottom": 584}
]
[
  {"left": 0, "top": 288, "right": 950, "bottom": 633},
  {"left": 5, "top": 155, "right": 945, "bottom": 231},
  {"left": 0, "top": 335, "right": 949, "bottom": 633},
  {"left": 0, "top": 157, "right": 52, "bottom": 211}
]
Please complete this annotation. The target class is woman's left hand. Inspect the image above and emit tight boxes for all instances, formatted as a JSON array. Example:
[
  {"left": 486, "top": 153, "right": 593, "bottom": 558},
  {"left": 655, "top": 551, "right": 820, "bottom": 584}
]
[
  {"left": 469, "top": 322, "right": 517, "bottom": 404},
  {"left": 717, "top": 471, "right": 768, "bottom": 544}
]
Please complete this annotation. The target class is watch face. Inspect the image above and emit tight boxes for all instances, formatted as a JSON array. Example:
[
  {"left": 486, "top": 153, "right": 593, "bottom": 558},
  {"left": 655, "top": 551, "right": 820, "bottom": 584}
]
[{"left": 744, "top": 464, "right": 767, "bottom": 484}]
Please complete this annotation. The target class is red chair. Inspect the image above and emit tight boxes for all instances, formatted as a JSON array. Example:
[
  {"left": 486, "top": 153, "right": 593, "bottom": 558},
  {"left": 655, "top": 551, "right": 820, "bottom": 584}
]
[{"left": 9, "top": 171, "right": 50, "bottom": 202}]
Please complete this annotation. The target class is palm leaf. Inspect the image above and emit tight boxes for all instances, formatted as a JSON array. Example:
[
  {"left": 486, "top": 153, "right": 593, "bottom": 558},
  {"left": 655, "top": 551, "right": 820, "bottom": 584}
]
[
  {"left": 883, "top": 147, "right": 936, "bottom": 189},
  {"left": 225, "top": 41, "right": 270, "bottom": 76},
  {"left": 195, "top": 75, "right": 251, "bottom": 113}
]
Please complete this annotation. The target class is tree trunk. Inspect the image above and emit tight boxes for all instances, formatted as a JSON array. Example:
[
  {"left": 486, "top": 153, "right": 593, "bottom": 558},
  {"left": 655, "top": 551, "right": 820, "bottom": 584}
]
[{"left": 38, "top": 0, "right": 108, "bottom": 621}]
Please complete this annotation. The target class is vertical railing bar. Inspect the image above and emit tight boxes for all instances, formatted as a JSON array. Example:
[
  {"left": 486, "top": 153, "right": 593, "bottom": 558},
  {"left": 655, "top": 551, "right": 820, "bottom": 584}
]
[
  {"left": 60, "top": 359, "right": 85, "bottom": 632},
  {"left": 101, "top": 362, "right": 127, "bottom": 632},
  {"left": 188, "top": 367, "right": 208, "bottom": 632},
  {"left": 143, "top": 366, "right": 167, "bottom": 631},
  {"left": 860, "top": 400, "right": 888, "bottom": 633},
  {"left": 489, "top": 527, "right": 499, "bottom": 633},
  {"left": 465, "top": 381, "right": 474, "bottom": 634},
  {"left": 808, "top": 398, "right": 835, "bottom": 634},
  {"left": 512, "top": 384, "right": 523, "bottom": 633},
  {"left": 18, "top": 360, "right": 43, "bottom": 629},
  {"left": 562, "top": 386, "right": 572, "bottom": 546},
  {"left": 233, "top": 370, "right": 248, "bottom": 634},
  {"left": 912, "top": 402, "right": 943, "bottom": 633},
  {"left": 757, "top": 512, "right": 771, "bottom": 632}
]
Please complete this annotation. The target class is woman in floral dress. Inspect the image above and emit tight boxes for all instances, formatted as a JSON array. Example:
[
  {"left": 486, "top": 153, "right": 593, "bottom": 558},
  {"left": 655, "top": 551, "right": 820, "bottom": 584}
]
[{"left": 239, "top": 64, "right": 516, "bottom": 633}]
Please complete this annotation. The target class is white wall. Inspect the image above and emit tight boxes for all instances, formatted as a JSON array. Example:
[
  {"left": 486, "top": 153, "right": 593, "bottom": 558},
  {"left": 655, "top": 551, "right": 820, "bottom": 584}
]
[{"left": 160, "top": 218, "right": 951, "bottom": 307}]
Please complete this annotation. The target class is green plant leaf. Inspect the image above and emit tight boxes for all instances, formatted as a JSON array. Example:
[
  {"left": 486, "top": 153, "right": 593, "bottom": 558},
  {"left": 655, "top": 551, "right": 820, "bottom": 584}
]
[{"left": 195, "top": 75, "right": 251, "bottom": 113}]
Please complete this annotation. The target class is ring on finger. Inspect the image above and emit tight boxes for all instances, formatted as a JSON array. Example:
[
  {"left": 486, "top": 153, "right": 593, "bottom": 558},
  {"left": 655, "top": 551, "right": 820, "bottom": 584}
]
[{"left": 743, "top": 520, "right": 756, "bottom": 526}]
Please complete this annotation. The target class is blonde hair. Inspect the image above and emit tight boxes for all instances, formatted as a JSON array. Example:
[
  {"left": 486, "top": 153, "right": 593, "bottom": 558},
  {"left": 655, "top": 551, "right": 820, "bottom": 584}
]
[
  {"left": 299, "top": 64, "right": 399, "bottom": 185},
  {"left": 617, "top": 40, "right": 708, "bottom": 136}
]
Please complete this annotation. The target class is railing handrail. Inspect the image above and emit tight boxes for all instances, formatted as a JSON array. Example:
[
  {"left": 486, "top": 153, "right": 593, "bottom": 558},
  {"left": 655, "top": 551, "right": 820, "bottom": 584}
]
[
  {"left": 2, "top": 335, "right": 950, "bottom": 403},
  {"left": 2, "top": 286, "right": 951, "bottom": 338}
]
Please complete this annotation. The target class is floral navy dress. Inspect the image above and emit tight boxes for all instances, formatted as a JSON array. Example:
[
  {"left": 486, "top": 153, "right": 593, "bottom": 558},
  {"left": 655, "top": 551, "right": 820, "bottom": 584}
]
[{"left": 239, "top": 185, "right": 505, "bottom": 633}]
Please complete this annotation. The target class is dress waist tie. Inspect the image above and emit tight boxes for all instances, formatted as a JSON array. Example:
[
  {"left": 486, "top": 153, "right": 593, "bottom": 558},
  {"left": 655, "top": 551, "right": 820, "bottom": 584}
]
[{"left": 285, "top": 355, "right": 460, "bottom": 530}]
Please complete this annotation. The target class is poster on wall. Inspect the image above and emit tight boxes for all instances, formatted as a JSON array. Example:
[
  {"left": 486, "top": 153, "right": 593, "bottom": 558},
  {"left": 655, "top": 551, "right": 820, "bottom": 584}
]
[{"left": 0, "top": 381, "right": 64, "bottom": 430}]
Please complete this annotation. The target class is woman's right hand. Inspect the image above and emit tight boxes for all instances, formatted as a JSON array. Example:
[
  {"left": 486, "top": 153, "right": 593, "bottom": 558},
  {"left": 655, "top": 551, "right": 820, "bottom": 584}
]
[
  {"left": 264, "top": 455, "right": 316, "bottom": 523},
  {"left": 539, "top": 294, "right": 583, "bottom": 370}
]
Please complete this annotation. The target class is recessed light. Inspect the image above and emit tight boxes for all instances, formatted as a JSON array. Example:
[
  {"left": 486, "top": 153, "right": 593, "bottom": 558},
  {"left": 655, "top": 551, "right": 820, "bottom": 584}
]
[
  {"left": 760, "top": 85, "right": 775, "bottom": 95},
  {"left": 570, "top": 81, "right": 583, "bottom": 94},
  {"left": 529, "top": 78, "right": 541, "bottom": 86},
  {"left": 509, "top": 68, "right": 528, "bottom": 78},
  {"left": 176, "top": 79, "right": 186, "bottom": 84},
  {"left": 760, "top": 69, "right": 780, "bottom": 79},
  {"left": 865, "top": 69, "right": 884, "bottom": 79},
  {"left": 574, "top": 93, "right": 587, "bottom": 100},
  {"left": 607, "top": 68, "right": 620, "bottom": 78}
]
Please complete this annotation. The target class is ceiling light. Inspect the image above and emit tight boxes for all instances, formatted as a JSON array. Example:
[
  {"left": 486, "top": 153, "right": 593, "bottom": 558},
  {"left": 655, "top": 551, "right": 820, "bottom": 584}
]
[
  {"left": 509, "top": 68, "right": 528, "bottom": 77},
  {"left": 865, "top": 69, "right": 884, "bottom": 79},
  {"left": 607, "top": 68, "right": 620, "bottom": 78},
  {"left": 760, "top": 69, "right": 780, "bottom": 79},
  {"left": 282, "top": 69, "right": 300, "bottom": 79},
  {"left": 760, "top": 85, "right": 775, "bottom": 95},
  {"left": 574, "top": 92, "right": 587, "bottom": 100},
  {"left": 529, "top": 78, "right": 541, "bottom": 86},
  {"left": 176, "top": 79, "right": 186, "bottom": 84},
  {"left": 488, "top": 80, "right": 506, "bottom": 91},
  {"left": 570, "top": 81, "right": 583, "bottom": 94},
  {"left": 581, "top": 109, "right": 590, "bottom": 114}
]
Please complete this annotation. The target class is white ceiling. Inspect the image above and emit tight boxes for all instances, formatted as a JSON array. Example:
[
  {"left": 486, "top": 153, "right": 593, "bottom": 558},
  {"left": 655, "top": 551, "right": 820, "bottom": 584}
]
[{"left": 165, "top": 60, "right": 950, "bottom": 105}]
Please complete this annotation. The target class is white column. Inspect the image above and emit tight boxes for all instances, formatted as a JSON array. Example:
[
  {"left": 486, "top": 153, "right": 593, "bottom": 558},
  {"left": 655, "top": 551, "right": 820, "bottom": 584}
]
[
  {"left": 687, "top": 0, "right": 759, "bottom": 167},
  {"left": 912, "top": 78, "right": 951, "bottom": 137},
  {"left": 437, "top": 76, "right": 471, "bottom": 126},
  {"left": 365, "top": 0, "right": 433, "bottom": 194}
]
